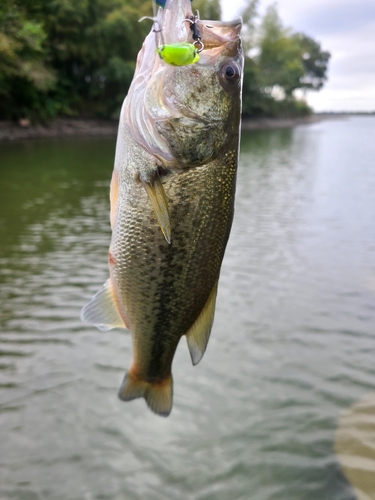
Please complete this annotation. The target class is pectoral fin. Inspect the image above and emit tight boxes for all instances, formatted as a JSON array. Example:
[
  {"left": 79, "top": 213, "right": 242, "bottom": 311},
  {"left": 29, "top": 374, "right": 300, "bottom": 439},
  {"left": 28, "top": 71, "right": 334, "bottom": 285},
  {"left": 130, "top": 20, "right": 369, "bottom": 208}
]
[
  {"left": 185, "top": 282, "right": 218, "bottom": 366},
  {"left": 81, "top": 279, "right": 127, "bottom": 331},
  {"left": 143, "top": 175, "right": 171, "bottom": 244}
]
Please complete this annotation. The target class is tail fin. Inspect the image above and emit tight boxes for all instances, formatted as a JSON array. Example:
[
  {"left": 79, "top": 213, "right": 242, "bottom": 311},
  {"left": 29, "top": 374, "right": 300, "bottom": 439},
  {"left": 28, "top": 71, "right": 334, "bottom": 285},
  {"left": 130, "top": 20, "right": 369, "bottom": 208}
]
[{"left": 118, "top": 372, "right": 173, "bottom": 417}]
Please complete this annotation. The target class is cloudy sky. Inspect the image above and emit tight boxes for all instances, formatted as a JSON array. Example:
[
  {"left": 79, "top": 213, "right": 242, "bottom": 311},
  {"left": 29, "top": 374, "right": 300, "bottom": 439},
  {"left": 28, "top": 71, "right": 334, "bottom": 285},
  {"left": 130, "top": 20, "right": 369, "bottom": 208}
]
[{"left": 221, "top": 0, "right": 375, "bottom": 112}]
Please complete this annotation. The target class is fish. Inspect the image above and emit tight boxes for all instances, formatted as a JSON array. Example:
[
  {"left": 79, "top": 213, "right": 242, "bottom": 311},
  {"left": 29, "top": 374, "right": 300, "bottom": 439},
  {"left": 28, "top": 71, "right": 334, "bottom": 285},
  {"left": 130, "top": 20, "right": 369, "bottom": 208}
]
[{"left": 81, "top": 0, "right": 244, "bottom": 417}]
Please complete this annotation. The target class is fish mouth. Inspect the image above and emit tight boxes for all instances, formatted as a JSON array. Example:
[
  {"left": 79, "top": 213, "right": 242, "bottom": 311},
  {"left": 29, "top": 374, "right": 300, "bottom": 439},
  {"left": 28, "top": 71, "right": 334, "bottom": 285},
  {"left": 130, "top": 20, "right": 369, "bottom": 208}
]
[{"left": 195, "top": 18, "right": 242, "bottom": 51}]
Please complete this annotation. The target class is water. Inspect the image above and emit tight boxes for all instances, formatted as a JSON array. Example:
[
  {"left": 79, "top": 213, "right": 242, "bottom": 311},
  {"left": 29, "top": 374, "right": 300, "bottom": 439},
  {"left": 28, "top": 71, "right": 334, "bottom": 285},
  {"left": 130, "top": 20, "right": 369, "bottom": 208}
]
[{"left": 0, "top": 116, "right": 374, "bottom": 500}]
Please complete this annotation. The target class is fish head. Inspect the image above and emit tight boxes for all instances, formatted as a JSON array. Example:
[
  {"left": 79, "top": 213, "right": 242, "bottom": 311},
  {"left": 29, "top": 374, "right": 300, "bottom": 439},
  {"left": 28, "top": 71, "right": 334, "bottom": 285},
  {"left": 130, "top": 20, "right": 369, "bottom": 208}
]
[{"left": 124, "top": 0, "right": 243, "bottom": 168}]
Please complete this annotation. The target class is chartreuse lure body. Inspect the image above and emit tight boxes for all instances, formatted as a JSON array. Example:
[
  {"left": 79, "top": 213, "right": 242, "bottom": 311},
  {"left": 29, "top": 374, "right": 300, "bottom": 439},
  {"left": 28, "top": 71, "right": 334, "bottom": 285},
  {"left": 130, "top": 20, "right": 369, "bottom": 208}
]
[{"left": 156, "top": 42, "right": 199, "bottom": 66}]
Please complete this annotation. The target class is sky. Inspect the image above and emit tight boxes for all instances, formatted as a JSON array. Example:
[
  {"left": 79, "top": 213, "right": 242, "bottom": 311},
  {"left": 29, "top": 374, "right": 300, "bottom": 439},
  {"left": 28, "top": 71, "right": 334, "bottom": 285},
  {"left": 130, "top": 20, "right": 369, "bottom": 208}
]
[{"left": 221, "top": 0, "right": 375, "bottom": 112}]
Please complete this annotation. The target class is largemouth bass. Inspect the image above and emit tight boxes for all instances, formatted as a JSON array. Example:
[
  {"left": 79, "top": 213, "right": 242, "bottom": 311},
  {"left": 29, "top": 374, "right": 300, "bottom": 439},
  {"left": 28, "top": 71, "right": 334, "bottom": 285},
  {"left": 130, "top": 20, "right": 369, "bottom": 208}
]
[{"left": 82, "top": 0, "right": 243, "bottom": 417}]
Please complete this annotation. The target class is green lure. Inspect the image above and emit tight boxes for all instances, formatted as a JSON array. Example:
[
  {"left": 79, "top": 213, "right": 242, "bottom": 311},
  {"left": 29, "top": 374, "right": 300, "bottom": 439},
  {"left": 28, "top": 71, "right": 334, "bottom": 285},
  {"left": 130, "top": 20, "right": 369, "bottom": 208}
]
[{"left": 156, "top": 43, "right": 199, "bottom": 66}]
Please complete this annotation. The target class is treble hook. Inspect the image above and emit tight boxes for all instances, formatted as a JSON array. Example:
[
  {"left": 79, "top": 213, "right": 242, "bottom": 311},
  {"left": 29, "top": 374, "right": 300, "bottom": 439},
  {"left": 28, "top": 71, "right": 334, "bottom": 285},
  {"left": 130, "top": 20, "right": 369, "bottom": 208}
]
[
  {"left": 183, "top": 10, "right": 204, "bottom": 52},
  {"left": 140, "top": 14, "right": 199, "bottom": 66}
]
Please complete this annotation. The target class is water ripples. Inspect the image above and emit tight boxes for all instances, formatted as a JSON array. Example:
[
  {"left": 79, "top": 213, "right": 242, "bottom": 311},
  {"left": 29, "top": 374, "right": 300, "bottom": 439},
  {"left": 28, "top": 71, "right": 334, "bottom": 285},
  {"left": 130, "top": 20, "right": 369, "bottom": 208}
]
[{"left": 0, "top": 121, "right": 375, "bottom": 498}]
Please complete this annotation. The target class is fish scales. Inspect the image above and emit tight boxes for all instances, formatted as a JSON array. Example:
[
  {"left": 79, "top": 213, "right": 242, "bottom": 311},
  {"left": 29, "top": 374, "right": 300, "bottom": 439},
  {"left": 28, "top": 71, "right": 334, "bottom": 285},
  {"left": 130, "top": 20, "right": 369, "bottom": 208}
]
[
  {"left": 81, "top": 0, "right": 243, "bottom": 416},
  {"left": 113, "top": 129, "right": 237, "bottom": 372}
]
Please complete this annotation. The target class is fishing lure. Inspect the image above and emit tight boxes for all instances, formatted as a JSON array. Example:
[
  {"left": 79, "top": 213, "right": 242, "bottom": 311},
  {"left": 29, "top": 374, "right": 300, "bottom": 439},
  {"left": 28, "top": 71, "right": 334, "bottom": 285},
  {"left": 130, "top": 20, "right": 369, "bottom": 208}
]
[
  {"left": 156, "top": 10, "right": 203, "bottom": 66},
  {"left": 141, "top": 1, "right": 201, "bottom": 66},
  {"left": 156, "top": 42, "right": 199, "bottom": 66}
]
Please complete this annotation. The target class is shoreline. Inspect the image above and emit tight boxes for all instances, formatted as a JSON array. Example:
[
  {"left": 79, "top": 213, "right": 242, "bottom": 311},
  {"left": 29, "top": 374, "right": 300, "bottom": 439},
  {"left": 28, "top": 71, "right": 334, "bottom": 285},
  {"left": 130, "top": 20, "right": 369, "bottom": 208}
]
[
  {"left": 241, "top": 113, "right": 345, "bottom": 130},
  {"left": 0, "top": 118, "right": 119, "bottom": 143},
  {"left": 0, "top": 114, "right": 347, "bottom": 143}
]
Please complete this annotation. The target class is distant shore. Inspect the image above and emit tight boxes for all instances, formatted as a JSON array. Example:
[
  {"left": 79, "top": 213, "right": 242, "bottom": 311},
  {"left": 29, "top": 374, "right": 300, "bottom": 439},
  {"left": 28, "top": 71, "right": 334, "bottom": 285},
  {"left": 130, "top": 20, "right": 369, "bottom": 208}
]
[
  {"left": 241, "top": 113, "right": 347, "bottom": 130},
  {"left": 0, "top": 118, "right": 119, "bottom": 143},
  {"left": 0, "top": 114, "right": 350, "bottom": 143}
]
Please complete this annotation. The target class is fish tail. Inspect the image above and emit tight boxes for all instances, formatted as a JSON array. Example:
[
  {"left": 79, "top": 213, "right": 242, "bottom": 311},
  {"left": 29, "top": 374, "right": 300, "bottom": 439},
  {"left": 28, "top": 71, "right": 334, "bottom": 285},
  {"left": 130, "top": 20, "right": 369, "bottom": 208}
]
[{"left": 118, "top": 372, "right": 173, "bottom": 417}]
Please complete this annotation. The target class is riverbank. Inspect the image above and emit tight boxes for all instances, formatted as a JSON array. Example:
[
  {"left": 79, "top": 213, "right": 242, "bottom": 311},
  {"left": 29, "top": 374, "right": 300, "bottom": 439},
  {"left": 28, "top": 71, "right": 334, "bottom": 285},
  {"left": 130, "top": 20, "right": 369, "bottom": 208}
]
[
  {"left": 0, "top": 118, "right": 119, "bottom": 142},
  {"left": 0, "top": 114, "right": 346, "bottom": 142}
]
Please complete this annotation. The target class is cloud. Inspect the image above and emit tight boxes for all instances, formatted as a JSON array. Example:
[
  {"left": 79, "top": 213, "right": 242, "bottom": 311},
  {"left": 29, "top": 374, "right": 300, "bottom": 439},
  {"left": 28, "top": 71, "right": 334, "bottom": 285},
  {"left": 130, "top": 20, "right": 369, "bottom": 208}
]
[
  {"left": 307, "top": 85, "right": 375, "bottom": 112},
  {"left": 275, "top": 0, "right": 375, "bottom": 37},
  {"left": 304, "top": 19, "right": 375, "bottom": 111}
]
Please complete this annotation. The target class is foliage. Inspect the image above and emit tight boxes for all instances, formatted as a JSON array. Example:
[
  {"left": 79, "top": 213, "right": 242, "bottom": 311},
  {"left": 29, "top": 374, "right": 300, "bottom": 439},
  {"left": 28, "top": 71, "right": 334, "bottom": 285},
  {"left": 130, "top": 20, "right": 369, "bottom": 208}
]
[
  {"left": 241, "top": 2, "right": 330, "bottom": 118},
  {"left": 191, "top": 0, "right": 221, "bottom": 20},
  {"left": 0, "top": 0, "right": 153, "bottom": 120},
  {"left": 294, "top": 33, "right": 331, "bottom": 91},
  {"left": 0, "top": 0, "right": 329, "bottom": 121},
  {"left": 240, "top": 0, "right": 259, "bottom": 53},
  {"left": 0, "top": 0, "right": 57, "bottom": 120},
  {"left": 257, "top": 5, "right": 305, "bottom": 97}
]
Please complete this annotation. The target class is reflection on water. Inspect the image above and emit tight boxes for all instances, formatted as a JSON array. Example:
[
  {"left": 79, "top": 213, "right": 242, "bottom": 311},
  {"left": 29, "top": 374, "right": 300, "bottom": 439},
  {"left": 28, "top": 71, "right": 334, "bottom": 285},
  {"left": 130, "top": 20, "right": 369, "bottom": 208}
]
[
  {"left": 0, "top": 118, "right": 375, "bottom": 499},
  {"left": 335, "top": 393, "right": 375, "bottom": 500}
]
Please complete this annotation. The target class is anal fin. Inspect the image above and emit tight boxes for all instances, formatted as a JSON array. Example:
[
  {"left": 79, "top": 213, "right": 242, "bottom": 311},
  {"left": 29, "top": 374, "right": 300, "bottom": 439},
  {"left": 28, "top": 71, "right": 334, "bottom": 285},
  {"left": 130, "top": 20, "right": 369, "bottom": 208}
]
[
  {"left": 118, "top": 371, "right": 173, "bottom": 417},
  {"left": 143, "top": 175, "right": 171, "bottom": 244},
  {"left": 81, "top": 279, "right": 127, "bottom": 331},
  {"left": 185, "top": 282, "right": 218, "bottom": 366}
]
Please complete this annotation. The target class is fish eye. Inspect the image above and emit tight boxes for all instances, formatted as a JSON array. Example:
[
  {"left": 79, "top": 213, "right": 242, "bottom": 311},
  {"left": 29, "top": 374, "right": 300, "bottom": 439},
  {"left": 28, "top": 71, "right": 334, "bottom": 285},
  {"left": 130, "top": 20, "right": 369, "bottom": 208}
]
[
  {"left": 220, "top": 62, "right": 240, "bottom": 85},
  {"left": 225, "top": 66, "right": 235, "bottom": 78}
]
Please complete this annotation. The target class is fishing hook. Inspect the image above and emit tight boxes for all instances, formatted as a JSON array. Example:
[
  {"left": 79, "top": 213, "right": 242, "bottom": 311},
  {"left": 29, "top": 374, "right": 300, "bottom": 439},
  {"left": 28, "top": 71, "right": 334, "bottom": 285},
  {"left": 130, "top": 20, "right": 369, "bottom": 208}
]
[
  {"left": 183, "top": 10, "right": 204, "bottom": 52},
  {"left": 139, "top": 16, "right": 165, "bottom": 47}
]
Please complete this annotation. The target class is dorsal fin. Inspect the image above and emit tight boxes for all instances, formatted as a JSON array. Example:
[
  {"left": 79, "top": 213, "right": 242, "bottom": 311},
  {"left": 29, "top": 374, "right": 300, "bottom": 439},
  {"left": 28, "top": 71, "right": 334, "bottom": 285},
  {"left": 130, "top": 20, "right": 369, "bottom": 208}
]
[{"left": 185, "top": 282, "right": 218, "bottom": 365}]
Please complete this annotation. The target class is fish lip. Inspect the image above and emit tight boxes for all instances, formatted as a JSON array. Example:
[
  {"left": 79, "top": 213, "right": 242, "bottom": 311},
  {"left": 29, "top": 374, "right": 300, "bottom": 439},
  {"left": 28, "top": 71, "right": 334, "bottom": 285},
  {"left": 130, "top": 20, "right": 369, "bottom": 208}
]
[
  {"left": 204, "top": 17, "right": 243, "bottom": 28},
  {"left": 197, "top": 17, "right": 243, "bottom": 49}
]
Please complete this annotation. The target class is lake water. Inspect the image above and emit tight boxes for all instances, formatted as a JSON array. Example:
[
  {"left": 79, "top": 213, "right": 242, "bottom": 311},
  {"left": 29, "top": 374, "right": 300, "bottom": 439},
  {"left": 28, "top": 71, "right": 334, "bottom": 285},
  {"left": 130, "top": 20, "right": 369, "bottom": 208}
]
[{"left": 0, "top": 116, "right": 374, "bottom": 500}]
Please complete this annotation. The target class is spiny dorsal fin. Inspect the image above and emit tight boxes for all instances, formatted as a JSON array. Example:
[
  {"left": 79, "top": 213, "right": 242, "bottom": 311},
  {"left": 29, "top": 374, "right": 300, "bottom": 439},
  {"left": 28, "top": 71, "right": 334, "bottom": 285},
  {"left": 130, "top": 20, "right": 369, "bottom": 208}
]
[
  {"left": 185, "top": 282, "right": 218, "bottom": 366},
  {"left": 143, "top": 175, "right": 171, "bottom": 244},
  {"left": 81, "top": 279, "right": 127, "bottom": 331},
  {"left": 118, "top": 372, "right": 173, "bottom": 417}
]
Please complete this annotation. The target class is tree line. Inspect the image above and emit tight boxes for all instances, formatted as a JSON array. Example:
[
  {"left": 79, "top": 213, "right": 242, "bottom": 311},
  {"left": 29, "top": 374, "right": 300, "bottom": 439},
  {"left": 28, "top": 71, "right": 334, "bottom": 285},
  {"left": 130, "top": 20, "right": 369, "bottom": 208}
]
[{"left": 0, "top": 0, "right": 330, "bottom": 122}]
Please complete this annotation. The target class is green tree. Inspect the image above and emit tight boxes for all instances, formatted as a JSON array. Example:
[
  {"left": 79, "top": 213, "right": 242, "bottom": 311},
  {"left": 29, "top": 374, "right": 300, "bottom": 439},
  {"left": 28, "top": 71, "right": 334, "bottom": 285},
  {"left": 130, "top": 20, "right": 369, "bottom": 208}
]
[
  {"left": 294, "top": 33, "right": 330, "bottom": 91},
  {"left": 241, "top": 0, "right": 258, "bottom": 52},
  {"left": 0, "top": 0, "right": 154, "bottom": 120},
  {"left": 0, "top": 0, "right": 220, "bottom": 120},
  {"left": 257, "top": 5, "right": 305, "bottom": 97},
  {"left": 191, "top": 0, "right": 221, "bottom": 20},
  {"left": 240, "top": 1, "right": 330, "bottom": 117},
  {"left": 0, "top": 0, "right": 329, "bottom": 121},
  {"left": 30, "top": 0, "right": 153, "bottom": 118},
  {"left": 0, "top": 0, "right": 56, "bottom": 120}
]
